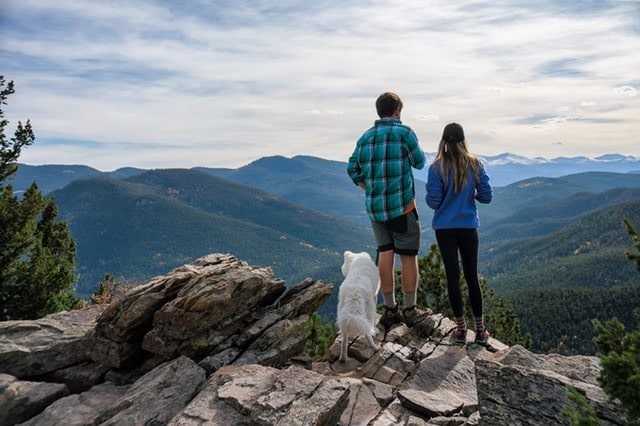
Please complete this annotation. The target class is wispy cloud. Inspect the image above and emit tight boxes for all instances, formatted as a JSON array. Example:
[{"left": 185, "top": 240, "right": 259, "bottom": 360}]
[{"left": 1, "top": 0, "right": 639, "bottom": 170}]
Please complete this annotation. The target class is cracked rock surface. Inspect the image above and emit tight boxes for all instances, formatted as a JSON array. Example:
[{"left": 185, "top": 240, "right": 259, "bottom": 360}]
[{"left": 0, "top": 253, "right": 627, "bottom": 425}]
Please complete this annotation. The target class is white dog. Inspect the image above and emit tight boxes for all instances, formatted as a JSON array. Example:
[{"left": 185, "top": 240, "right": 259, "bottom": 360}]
[{"left": 337, "top": 251, "right": 380, "bottom": 362}]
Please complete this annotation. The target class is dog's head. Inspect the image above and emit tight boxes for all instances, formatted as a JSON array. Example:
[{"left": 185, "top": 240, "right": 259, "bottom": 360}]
[{"left": 341, "top": 250, "right": 375, "bottom": 277}]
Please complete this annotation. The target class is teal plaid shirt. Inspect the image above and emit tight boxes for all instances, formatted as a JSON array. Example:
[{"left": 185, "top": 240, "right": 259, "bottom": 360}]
[{"left": 348, "top": 118, "right": 426, "bottom": 222}]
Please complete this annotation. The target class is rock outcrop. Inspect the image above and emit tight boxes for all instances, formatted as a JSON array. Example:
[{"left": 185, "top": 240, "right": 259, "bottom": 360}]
[{"left": 0, "top": 253, "right": 628, "bottom": 425}]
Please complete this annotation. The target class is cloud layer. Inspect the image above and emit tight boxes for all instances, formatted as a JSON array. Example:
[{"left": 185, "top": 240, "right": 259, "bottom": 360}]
[{"left": 2, "top": 0, "right": 639, "bottom": 170}]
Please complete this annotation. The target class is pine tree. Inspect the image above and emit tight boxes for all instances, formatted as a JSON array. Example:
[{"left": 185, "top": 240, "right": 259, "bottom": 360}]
[
  {"left": 624, "top": 219, "right": 640, "bottom": 271},
  {"left": 591, "top": 220, "right": 640, "bottom": 424},
  {"left": 0, "top": 76, "right": 78, "bottom": 320},
  {"left": 304, "top": 312, "right": 337, "bottom": 358}
]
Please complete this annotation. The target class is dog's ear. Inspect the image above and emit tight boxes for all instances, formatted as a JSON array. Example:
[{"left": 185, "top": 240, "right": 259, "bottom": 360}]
[{"left": 341, "top": 251, "right": 354, "bottom": 277}]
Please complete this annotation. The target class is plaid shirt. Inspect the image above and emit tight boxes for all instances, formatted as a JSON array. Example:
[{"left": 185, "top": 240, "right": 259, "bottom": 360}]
[{"left": 348, "top": 118, "right": 426, "bottom": 222}]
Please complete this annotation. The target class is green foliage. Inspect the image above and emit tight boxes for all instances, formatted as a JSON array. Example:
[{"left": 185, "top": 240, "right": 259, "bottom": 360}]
[
  {"left": 590, "top": 222, "right": 640, "bottom": 424},
  {"left": 507, "top": 284, "right": 640, "bottom": 355},
  {"left": 0, "top": 77, "right": 78, "bottom": 320},
  {"left": 484, "top": 286, "right": 531, "bottom": 348},
  {"left": 404, "top": 244, "right": 531, "bottom": 347},
  {"left": 593, "top": 309, "right": 640, "bottom": 424},
  {"left": 416, "top": 244, "right": 450, "bottom": 313},
  {"left": 1, "top": 77, "right": 34, "bottom": 182},
  {"left": 91, "top": 273, "right": 137, "bottom": 305},
  {"left": 624, "top": 219, "right": 640, "bottom": 272},
  {"left": 304, "top": 313, "right": 337, "bottom": 359},
  {"left": 563, "top": 387, "right": 601, "bottom": 426},
  {"left": 485, "top": 201, "right": 640, "bottom": 292},
  {"left": 509, "top": 221, "right": 640, "bottom": 355}
]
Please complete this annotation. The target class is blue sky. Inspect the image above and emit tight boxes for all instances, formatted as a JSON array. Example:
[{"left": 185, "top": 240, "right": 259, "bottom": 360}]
[{"left": 1, "top": 0, "right": 639, "bottom": 170}]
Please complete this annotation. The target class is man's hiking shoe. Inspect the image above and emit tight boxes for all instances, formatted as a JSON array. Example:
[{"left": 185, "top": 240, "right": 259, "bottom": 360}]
[
  {"left": 453, "top": 328, "right": 467, "bottom": 345},
  {"left": 474, "top": 328, "right": 490, "bottom": 346},
  {"left": 402, "top": 305, "right": 427, "bottom": 327},
  {"left": 379, "top": 305, "right": 402, "bottom": 329}
]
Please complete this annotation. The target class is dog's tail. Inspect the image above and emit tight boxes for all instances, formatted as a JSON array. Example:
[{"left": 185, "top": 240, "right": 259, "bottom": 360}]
[{"left": 338, "top": 314, "right": 375, "bottom": 337}]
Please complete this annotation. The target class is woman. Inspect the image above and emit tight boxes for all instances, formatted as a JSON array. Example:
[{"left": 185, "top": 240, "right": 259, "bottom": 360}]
[{"left": 425, "top": 122, "right": 493, "bottom": 345}]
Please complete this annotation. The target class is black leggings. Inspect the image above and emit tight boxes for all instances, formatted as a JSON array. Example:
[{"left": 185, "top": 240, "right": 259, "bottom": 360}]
[{"left": 435, "top": 228, "right": 483, "bottom": 319}]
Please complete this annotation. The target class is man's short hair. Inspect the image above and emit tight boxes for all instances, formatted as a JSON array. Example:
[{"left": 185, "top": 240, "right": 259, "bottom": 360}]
[{"left": 376, "top": 92, "right": 403, "bottom": 118}]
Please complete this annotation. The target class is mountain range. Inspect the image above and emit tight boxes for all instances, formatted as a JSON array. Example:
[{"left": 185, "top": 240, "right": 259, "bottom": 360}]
[
  {"left": 11, "top": 152, "right": 640, "bottom": 194},
  {"left": 12, "top": 154, "right": 640, "bottom": 292},
  {"left": 9, "top": 153, "right": 640, "bottom": 353},
  {"left": 51, "top": 169, "right": 374, "bottom": 301}
]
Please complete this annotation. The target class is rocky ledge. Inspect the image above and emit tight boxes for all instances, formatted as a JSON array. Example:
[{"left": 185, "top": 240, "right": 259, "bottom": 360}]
[{"left": 0, "top": 253, "right": 627, "bottom": 425}]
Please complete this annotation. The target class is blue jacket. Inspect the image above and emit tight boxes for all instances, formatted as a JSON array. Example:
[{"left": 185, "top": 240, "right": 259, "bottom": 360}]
[{"left": 425, "top": 161, "right": 492, "bottom": 229}]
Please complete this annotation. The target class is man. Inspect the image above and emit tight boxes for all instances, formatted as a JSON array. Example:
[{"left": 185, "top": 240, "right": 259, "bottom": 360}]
[{"left": 347, "top": 92, "right": 427, "bottom": 329}]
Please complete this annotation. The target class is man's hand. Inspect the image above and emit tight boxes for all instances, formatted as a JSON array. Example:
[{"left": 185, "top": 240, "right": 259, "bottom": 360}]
[{"left": 357, "top": 181, "right": 366, "bottom": 190}]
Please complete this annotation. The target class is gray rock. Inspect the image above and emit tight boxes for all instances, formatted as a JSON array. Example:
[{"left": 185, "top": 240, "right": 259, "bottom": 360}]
[
  {"left": 232, "top": 316, "right": 310, "bottom": 368},
  {"left": 170, "top": 364, "right": 350, "bottom": 425},
  {"left": 371, "top": 398, "right": 425, "bottom": 425},
  {"left": 399, "top": 344, "right": 478, "bottom": 417},
  {"left": 98, "top": 356, "right": 206, "bottom": 425},
  {"left": 92, "top": 254, "right": 280, "bottom": 367},
  {"left": 43, "top": 361, "right": 110, "bottom": 393},
  {"left": 19, "top": 382, "right": 129, "bottom": 426},
  {"left": 339, "top": 377, "right": 381, "bottom": 426},
  {"left": 475, "top": 357, "right": 626, "bottom": 425},
  {"left": 90, "top": 253, "right": 333, "bottom": 374},
  {"left": 361, "top": 342, "right": 416, "bottom": 386},
  {"left": 141, "top": 257, "right": 287, "bottom": 359},
  {"left": 0, "top": 373, "right": 69, "bottom": 426},
  {"left": 0, "top": 305, "right": 105, "bottom": 377}
]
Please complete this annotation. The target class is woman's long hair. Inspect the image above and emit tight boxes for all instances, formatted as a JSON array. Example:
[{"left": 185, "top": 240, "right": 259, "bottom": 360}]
[{"left": 433, "top": 123, "right": 481, "bottom": 193}]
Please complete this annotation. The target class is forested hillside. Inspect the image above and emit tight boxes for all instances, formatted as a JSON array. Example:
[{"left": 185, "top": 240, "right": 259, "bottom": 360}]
[
  {"left": 507, "top": 283, "right": 640, "bottom": 354},
  {"left": 53, "top": 171, "right": 373, "bottom": 297},
  {"left": 479, "top": 172, "right": 640, "bottom": 226},
  {"left": 125, "top": 168, "right": 372, "bottom": 252},
  {"left": 483, "top": 199, "right": 640, "bottom": 291},
  {"left": 198, "top": 155, "right": 373, "bottom": 226}
]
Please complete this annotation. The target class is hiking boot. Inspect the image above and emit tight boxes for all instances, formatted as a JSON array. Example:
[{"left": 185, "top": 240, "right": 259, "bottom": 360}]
[
  {"left": 453, "top": 328, "right": 467, "bottom": 345},
  {"left": 402, "top": 305, "right": 427, "bottom": 327},
  {"left": 379, "top": 304, "right": 402, "bottom": 329},
  {"left": 474, "top": 328, "right": 490, "bottom": 346}
]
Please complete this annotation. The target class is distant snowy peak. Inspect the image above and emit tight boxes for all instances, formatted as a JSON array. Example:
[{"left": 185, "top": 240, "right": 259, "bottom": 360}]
[
  {"left": 480, "top": 153, "right": 547, "bottom": 165},
  {"left": 594, "top": 154, "right": 639, "bottom": 162},
  {"left": 477, "top": 153, "right": 639, "bottom": 166}
]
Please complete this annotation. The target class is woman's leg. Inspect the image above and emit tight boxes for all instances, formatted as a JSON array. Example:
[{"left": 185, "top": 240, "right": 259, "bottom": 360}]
[
  {"left": 458, "top": 229, "right": 484, "bottom": 324},
  {"left": 435, "top": 229, "right": 464, "bottom": 319}
]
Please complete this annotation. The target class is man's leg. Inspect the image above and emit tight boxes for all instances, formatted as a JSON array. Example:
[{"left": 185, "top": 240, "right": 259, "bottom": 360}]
[
  {"left": 378, "top": 249, "right": 395, "bottom": 305},
  {"left": 377, "top": 248, "right": 402, "bottom": 328},
  {"left": 400, "top": 254, "right": 418, "bottom": 294}
]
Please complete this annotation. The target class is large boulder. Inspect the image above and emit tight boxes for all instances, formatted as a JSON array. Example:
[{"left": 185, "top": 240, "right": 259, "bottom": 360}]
[
  {"left": 475, "top": 345, "right": 627, "bottom": 425},
  {"left": 0, "top": 373, "right": 69, "bottom": 426},
  {"left": 90, "top": 254, "right": 332, "bottom": 371},
  {"left": 0, "top": 305, "right": 105, "bottom": 378},
  {"left": 24, "top": 356, "right": 205, "bottom": 425}
]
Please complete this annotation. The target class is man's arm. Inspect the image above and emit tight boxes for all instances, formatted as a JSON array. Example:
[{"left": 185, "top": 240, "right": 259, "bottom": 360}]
[{"left": 405, "top": 129, "right": 426, "bottom": 169}]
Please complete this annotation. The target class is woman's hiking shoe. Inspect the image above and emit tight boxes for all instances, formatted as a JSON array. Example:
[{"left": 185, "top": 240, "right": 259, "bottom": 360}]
[
  {"left": 453, "top": 328, "right": 467, "bottom": 345},
  {"left": 379, "top": 304, "right": 402, "bottom": 329},
  {"left": 474, "top": 328, "right": 490, "bottom": 346},
  {"left": 402, "top": 305, "right": 427, "bottom": 327}
]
